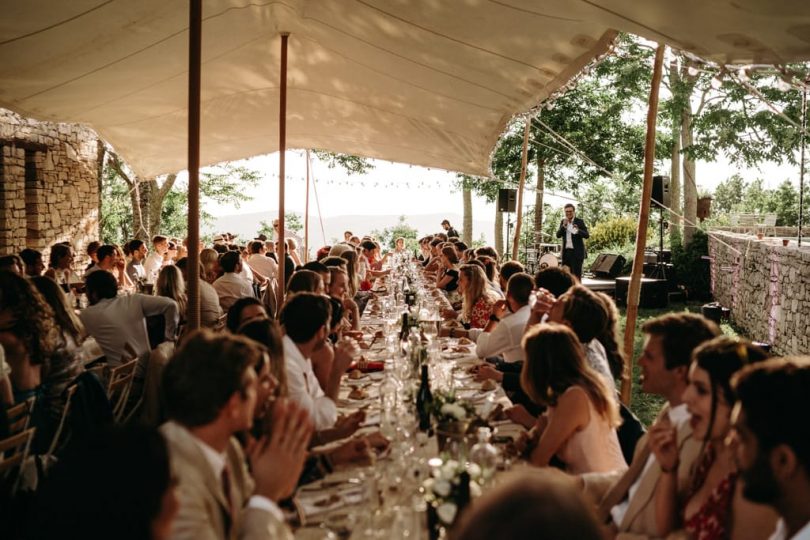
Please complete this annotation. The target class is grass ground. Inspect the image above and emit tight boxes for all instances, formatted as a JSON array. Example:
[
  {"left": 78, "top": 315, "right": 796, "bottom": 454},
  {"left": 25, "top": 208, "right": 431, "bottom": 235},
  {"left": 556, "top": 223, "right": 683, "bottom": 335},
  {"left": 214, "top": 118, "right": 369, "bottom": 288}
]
[{"left": 619, "top": 301, "right": 740, "bottom": 427}]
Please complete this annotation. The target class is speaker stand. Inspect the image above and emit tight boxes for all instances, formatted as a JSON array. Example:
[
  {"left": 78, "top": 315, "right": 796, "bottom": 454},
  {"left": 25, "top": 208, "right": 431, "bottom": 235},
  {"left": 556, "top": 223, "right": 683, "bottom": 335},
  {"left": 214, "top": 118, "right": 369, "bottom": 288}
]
[
  {"left": 505, "top": 212, "right": 513, "bottom": 261},
  {"left": 649, "top": 207, "right": 668, "bottom": 280}
]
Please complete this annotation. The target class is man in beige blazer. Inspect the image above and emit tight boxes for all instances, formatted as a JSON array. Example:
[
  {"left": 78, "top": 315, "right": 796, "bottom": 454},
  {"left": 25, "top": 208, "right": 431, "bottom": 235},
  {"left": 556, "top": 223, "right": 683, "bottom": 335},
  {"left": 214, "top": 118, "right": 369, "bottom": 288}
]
[
  {"left": 581, "top": 313, "right": 720, "bottom": 539},
  {"left": 160, "top": 330, "right": 313, "bottom": 540}
]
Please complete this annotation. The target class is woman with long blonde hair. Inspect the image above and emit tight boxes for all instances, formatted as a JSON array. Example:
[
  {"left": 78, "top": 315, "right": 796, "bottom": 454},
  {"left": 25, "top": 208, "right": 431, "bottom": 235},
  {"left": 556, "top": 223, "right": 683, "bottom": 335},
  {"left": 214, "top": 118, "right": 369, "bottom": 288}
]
[
  {"left": 458, "top": 263, "right": 499, "bottom": 329},
  {"left": 339, "top": 249, "right": 359, "bottom": 297},
  {"left": 199, "top": 248, "right": 220, "bottom": 283},
  {"left": 155, "top": 265, "right": 187, "bottom": 322},
  {"left": 520, "top": 323, "right": 626, "bottom": 474}
]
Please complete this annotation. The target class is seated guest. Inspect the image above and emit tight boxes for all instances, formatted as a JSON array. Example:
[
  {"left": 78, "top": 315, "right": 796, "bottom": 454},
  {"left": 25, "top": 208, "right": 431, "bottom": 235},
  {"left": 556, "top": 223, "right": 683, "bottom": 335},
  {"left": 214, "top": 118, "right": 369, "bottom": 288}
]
[
  {"left": 155, "top": 265, "right": 187, "bottom": 324},
  {"left": 467, "top": 272, "right": 534, "bottom": 362},
  {"left": 80, "top": 270, "right": 178, "bottom": 372},
  {"left": 160, "top": 331, "right": 309, "bottom": 540},
  {"left": 301, "top": 261, "right": 331, "bottom": 292},
  {"left": 287, "top": 269, "right": 324, "bottom": 295},
  {"left": 226, "top": 297, "right": 267, "bottom": 334},
  {"left": 338, "top": 250, "right": 360, "bottom": 297},
  {"left": 20, "top": 248, "right": 45, "bottom": 277},
  {"left": 436, "top": 246, "right": 460, "bottom": 292},
  {"left": 452, "top": 469, "right": 603, "bottom": 540},
  {"left": 731, "top": 358, "right": 810, "bottom": 540},
  {"left": 498, "top": 260, "right": 524, "bottom": 292},
  {"left": 30, "top": 276, "right": 87, "bottom": 421},
  {"left": 31, "top": 425, "right": 179, "bottom": 540},
  {"left": 518, "top": 323, "right": 626, "bottom": 474},
  {"left": 582, "top": 312, "right": 720, "bottom": 538},
  {"left": 175, "top": 257, "right": 222, "bottom": 328},
  {"left": 315, "top": 245, "right": 331, "bottom": 261},
  {"left": 246, "top": 240, "right": 278, "bottom": 281},
  {"left": 126, "top": 239, "right": 148, "bottom": 283},
  {"left": 199, "top": 248, "right": 220, "bottom": 283},
  {"left": 393, "top": 237, "right": 407, "bottom": 253},
  {"left": 424, "top": 238, "right": 443, "bottom": 272},
  {"left": 87, "top": 244, "right": 132, "bottom": 289},
  {"left": 453, "top": 241, "right": 468, "bottom": 260},
  {"left": 0, "top": 254, "right": 23, "bottom": 274},
  {"left": 44, "top": 242, "right": 81, "bottom": 286},
  {"left": 144, "top": 235, "right": 169, "bottom": 283},
  {"left": 286, "top": 238, "right": 303, "bottom": 267},
  {"left": 476, "top": 256, "right": 503, "bottom": 298},
  {"left": 212, "top": 251, "right": 254, "bottom": 312},
  {"left": 457, "top": 264, "right": 499, "bottom": 329},
  {"left": 279, "top": 293, "right": 356, "bottom": 430},
  {"left": 649, "top": 337, "right": 776, "bottom": 539},
  {"left": 85, "top": 240, "right": 101, "bottom": 274},
  {"left": 328, "top": 267, "right": 360, "bottom": 332}
]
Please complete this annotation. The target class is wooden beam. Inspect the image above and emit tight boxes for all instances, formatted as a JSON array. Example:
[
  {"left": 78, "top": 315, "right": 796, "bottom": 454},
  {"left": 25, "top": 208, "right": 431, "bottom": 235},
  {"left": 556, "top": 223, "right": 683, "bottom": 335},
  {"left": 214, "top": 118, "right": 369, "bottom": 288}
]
[
  {"left": 621, "top": 44, "right": 665, "bottom": 405},
  {"left": 276, "top": 33, "right": 289, "bottom": 310},
  {"left": 185, "top": 0, "right": 202, "bottom": 331},
  {"left": 304, "top": 149, "right": 311, "bottom": 263},
  {"left": 512, "top": 120, "right": 531, "bottom": 260}
]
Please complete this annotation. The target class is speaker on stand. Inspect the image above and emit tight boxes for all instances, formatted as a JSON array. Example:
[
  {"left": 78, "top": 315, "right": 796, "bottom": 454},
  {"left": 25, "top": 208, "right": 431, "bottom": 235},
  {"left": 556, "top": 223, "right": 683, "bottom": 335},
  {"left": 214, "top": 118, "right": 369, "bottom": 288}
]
[
  {"left": 499, "top": 188, "right": 517, "bottom": 260},
  {"left": 650, "top": 176, "right": 671, "bottom": 281}
]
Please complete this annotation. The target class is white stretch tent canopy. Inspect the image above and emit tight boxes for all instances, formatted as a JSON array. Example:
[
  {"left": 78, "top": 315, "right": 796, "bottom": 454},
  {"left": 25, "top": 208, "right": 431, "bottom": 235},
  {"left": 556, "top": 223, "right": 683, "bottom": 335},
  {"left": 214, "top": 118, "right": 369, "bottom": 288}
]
[{"left": 2, "top": 0, "right": 809, "bottom": 178}]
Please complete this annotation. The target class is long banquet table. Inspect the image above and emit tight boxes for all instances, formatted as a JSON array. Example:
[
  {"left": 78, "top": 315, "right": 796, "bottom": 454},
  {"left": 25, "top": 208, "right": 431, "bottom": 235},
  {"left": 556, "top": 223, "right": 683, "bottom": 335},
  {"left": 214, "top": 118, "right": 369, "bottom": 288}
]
[{"left": 292, "top": 272, "right": 525, "bottom": 539}]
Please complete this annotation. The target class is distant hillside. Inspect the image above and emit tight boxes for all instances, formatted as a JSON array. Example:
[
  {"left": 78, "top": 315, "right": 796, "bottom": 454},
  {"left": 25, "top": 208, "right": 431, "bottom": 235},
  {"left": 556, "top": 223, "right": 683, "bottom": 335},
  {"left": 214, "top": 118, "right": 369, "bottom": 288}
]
[{"left": 206, "top": 211, "right": 495, "bottom": 248}]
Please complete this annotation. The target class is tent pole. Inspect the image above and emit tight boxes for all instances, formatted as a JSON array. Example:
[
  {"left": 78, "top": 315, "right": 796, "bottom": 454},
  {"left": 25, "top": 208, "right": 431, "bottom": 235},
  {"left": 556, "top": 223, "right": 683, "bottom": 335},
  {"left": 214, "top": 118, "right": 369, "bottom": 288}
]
[
  {"left": 186, "top": 0, "right": 202, "bottom": 331},
  {"left": 304, "top": 149, "right": 311, "bottom": 263},
  {"left": 512, "top": 120, "right": 531, "bottom": 261},
  {"left": 621, "top": 44, "right": 665, "bottom": 405},
  {"left": 277, "top": 33, "right": 289, "bottom": 309},
  {"left": 799, "top": 87, "right": 806, "bottom": 248}
]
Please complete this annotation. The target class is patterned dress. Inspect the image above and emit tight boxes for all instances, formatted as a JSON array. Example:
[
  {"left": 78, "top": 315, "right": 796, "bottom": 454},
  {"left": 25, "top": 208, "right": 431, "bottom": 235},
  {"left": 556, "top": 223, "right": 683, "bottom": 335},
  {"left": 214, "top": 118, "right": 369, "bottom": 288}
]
[{"left": 684, "top": 443, "right": 737, "bottom": 540}]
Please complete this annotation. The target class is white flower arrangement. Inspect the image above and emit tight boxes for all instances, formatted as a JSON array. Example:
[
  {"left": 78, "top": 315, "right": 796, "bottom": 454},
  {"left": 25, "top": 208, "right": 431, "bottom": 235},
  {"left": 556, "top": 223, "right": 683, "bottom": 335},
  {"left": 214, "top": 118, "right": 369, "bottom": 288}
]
[
  {"left": 440, "top": 402, "right": 468, "bottom": 421},
  {"left": 422, "top": 458, "right": 483, "bottom": 525}
]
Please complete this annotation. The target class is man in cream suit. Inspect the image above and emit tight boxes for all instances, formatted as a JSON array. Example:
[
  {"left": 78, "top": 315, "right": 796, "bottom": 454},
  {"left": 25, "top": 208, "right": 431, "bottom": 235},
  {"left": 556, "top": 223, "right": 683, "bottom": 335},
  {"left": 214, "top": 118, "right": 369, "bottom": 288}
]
[
  {"left": 161, "top": 330, "right": 313, "bottom": 540},
  {"left": 581, "top": 313, "right": 720, "bottom": 539}
]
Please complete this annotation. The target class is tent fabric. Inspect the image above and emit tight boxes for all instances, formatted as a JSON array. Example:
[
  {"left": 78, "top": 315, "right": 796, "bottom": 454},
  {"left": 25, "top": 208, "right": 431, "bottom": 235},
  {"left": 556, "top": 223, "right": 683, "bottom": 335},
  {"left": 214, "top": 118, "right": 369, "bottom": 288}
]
[{"left": 1, "top": 1, "right": 809, "bottom": 178}]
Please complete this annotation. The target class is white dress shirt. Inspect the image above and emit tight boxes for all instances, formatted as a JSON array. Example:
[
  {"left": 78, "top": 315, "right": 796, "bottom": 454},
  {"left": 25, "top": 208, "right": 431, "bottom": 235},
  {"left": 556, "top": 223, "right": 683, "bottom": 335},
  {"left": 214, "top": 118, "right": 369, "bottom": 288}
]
[
  {"left": 143, "top": 252, "right": 165, "bottom": 283},
  {"left": 468, "top": 304, "right": 531, "bottom": 362},
  {"left": 610, "top": 404, "right": 690, "bottom": 525},
  {"left": 199, "top": 280, "right": 224, "bottom": 328},
  {"left": 238, "top": 261, "right": 254, "bottom": 283},
  {"left": 247, "top": 253, "right": 278, "bottom": 280},
  {"left": 565, "top": 221, "right": 577, "bottom": 249},
  {"left": 79, "top": 293, "right": 178, "bottom": 370},
  {"left": 282, "top": 335, "right": 337, "bottom": 430},
  {"left": 213, "top": 272, "right": 255, "bottom": 312},
  {"left": 182, "top": 424, "right": 284, "bottom": 522},
  {"left": 770, "top": 519, "right": 810, "bottom": 540}
]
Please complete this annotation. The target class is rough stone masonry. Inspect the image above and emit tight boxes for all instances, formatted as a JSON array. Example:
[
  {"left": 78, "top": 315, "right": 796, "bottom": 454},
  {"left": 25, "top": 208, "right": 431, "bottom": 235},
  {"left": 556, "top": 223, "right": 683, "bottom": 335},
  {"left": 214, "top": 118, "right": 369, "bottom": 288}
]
[{"left": 0, "top": 107, "right": 101, "bottom": 272}]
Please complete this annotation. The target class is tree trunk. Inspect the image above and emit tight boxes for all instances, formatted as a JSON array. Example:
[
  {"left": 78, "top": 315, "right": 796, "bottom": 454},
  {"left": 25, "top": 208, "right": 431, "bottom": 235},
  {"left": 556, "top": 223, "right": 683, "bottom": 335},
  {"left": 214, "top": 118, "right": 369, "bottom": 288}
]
[
  {"left": 682, "top": 105, "right": 697, "bottom": 246},
  {"left": 147, "top": 174, "right": 178, "bottom": 237},
  {"left": 494, "top": 205, "right": 503, "bottom": 256},
  {"left": 534, "top": 158, "right": 545, "bottom": 242},
  {"left": 96, "top": 139, "right": 106, "bottom": 229},
  {"left": 668, "top": 61, "right": 682, "bottom": 241},
  {"left": 462, "top": 186, "right": 473, "bottom": 244}
]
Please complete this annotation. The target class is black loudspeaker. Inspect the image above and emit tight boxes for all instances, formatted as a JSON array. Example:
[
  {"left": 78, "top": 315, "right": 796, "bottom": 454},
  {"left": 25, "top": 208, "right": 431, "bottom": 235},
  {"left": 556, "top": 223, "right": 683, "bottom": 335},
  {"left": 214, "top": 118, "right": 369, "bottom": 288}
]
[
  {"left": 590, "top": 253, "right": 626, "bottom": 278},
  {"left": 614, "top": 277, "right": 669, "bottom": 308},
  {"left": 498, "top": 188, "right": 517, "bottom": 212},
  {"left": 651, "top": 175, "right": 670, "bottom": 209}
]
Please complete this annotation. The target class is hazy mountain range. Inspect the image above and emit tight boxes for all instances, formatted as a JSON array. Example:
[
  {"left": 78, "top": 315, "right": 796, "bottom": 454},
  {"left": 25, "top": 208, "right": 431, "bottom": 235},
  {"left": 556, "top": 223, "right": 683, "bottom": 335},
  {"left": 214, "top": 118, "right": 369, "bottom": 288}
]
[{"left": 206, "top": 211, "right": 496, "bottom": 248}]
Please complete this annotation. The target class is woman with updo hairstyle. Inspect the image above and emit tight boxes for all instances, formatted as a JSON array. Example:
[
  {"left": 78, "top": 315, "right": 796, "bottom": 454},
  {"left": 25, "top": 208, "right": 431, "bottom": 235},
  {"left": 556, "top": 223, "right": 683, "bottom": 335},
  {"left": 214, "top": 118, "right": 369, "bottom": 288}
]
[
  {"left": 519, "top": 322, "right": 626, "bottom": 474},
  {"left": 649, "top": 336, "right": 776, "bottom": 540}
]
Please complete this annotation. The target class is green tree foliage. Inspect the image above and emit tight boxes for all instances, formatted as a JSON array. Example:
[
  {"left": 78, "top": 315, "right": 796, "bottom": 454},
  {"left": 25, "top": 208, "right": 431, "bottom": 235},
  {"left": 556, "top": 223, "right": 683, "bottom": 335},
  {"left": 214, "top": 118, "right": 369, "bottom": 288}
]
[
  {"left": 257, "top": 213, "right": 304, "bottom": 238},
  {"left": 711, "top": 174, "right": 746, "bottom": 214},
  {"left": 709, "top": 175, "right": 801, "bottom": 226},
  {"left": 587, "top": 216, "right": 646, "bottom": 253},
  {"left": 671, "top": 229, "right": 711, "bottom": 300},
  {"left": 370, "top": 215, "right": 420, "bottom": 252},
  {"left": 312, "top": 151, "right": 374, "bottom": 175}
]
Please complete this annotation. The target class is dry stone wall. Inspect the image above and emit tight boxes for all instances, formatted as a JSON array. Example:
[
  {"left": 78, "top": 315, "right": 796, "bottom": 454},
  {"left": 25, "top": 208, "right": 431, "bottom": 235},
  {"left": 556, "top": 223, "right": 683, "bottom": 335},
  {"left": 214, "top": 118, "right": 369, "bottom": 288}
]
[
  {"left": 709, "top": 230, "right": 810, "bottom": 355},
  {"left": 0, "top": 108, "right": 100, "bottom": 271}
]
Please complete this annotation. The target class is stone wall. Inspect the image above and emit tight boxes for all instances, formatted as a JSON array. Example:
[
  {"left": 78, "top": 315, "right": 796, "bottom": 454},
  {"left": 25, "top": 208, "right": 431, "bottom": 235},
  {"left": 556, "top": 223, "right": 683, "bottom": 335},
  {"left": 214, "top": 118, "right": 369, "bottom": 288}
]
[
  {"left": 0, "top": 108, "right": 100, "bottom": 271},
  {"left": 708, "top": 230, "right": 810, "bottom": 355}
]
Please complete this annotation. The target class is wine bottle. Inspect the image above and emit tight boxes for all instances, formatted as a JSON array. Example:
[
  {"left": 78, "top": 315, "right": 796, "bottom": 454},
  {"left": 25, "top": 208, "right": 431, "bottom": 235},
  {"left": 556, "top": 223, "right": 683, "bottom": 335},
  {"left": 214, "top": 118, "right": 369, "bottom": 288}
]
[
  {"left": 457, "top": 471, "right": 471, "bottom": 513},
  {"left": 416, "top": 364, "right": 433, "bottom": 431},
  {"left": 399, "top": 312, "right": 409, "bottom": 342}
]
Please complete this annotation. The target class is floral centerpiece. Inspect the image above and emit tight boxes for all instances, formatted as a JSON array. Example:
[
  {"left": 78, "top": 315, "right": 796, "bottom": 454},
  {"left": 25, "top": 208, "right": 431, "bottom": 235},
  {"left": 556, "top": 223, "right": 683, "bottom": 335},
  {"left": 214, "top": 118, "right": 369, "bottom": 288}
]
[
  {"left": 428, "top": 391, "right": 478, "bottom": 451},
  {"left": 422, "top": 458, "right": 483, "bottom": 535}
]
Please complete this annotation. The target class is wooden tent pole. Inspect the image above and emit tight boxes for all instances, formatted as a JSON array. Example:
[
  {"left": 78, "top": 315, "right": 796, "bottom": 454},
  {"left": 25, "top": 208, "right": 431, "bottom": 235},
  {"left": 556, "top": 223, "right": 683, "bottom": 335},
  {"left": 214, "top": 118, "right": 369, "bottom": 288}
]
[
  {"left": 621, "top": 44, "right": 665, "bottom": 405},
  {"left": 304, "top": 149, "right": 311, "bottom": 263},
  {"left": 512, "top": 120, "right": 530, "bottom": 260},
  {"left": 186, "top": 0, "right": 202, "bottom": 331},
  {"left": 277, "top": 33, "right": 289, "bottom": 308}
]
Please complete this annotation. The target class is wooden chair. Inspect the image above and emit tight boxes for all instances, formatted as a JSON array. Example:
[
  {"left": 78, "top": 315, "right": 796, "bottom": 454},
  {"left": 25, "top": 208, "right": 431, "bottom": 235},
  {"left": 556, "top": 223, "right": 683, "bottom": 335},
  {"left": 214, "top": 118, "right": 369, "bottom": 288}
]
[
  {"left": 0, "top": 428, "right": 36, "bottom": 495},
  {"left": 107, "top": 358, "right": 139, "bottom": 423},
  {"left": 44, "top": 384, "right": 78, "bottom": 458},
  {"left": 6, "top": 396, "right": 36, "bottom": 435}
]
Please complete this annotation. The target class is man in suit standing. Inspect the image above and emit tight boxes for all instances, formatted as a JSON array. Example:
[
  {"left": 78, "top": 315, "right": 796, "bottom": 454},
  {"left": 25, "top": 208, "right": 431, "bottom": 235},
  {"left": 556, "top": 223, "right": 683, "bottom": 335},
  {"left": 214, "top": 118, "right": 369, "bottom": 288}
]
[
  {"left": 580, "top": 313, "right": 720, "bottom": 539},
  {"left": 556, "top": 203, "right": 589, "bottom": 280},
  {"left": 161, "top": 330, "right": 312, "bottom": 540},
  {"left": 441, "top": 219, "right": 460, "bottom": 239}
]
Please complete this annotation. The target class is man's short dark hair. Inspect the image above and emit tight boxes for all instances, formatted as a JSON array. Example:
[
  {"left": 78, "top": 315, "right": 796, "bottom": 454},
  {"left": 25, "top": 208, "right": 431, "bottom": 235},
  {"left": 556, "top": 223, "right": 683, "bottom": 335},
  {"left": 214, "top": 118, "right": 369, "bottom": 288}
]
[
  {"left": 564, "top": 203, "right": 575, "bottom": 211},
  {"left": 226, "top": 296, "right": 264, "bottom": 333},
  {"left": 641, "top": 312, "right": 721, "bottom": 370},
  {"left": 507, "top": 273, "right": 534, "bottom": 305},
  {"left": 280, "top": 293, "right": 331, "bottom": 344},
  {"left": 127, "top": 239, "right": 145, "bottom": 252},
  {"left": 302, "top": 261, "right": 328, "bottom": 274},
  {"left": 476, "top": 246, "right": 498, "bottom": 259},
  {"left": 435, "top": 233, "right": 448, "bottom": 242},
  {"left": 455, "top": 241, "right": 468, "bottom": 252},
  {"left": 219, "top": 251, "right": 240, "bottom": 273},
  {"left": 360, "top": 240, "right": 377, "bottom": 252},
  {"left": 249, "top": 241, "right": 264, "bottom": 254},
  {"left": 87, "top": 241, "right": 101, "bottom": 256},
  {"left": 212, "top": 244, "right": 228, "bottom": 254},
  {"left": 534, "top": 267, "right": 575, "bottom": 298},
  {"left": 85, "top": 269, "right": 118, "bottom": 300},
  {"left": 96, "top": 244, "right": 116, "bottom": 262},
  {"left": 19, "top": 248, "right": 42, "bottom": 266},
  {"left": 429, "top": 238, "right": 443, "bottom": 248},
  {"left": 501, "top": 261, "right": 524, "bottom": 284},
  {"left": 732, "top": 357, "right": 810, "bottom": 472},
  {"left": 152, "top": 235, "right": 167, "bottom": 245},
  {"left": 441, "top": 219, "right": 450, "bottom": 226},
  {"left": 162, "top": 330, "right": 261, "bottom": 427}
]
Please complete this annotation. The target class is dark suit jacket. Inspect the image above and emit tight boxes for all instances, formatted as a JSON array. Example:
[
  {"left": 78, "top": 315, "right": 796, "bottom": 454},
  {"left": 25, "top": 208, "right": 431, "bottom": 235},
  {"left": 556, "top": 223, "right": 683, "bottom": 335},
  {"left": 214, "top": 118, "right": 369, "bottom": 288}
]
[{"left": 556, "top": 217, "right": 589, "bottom": 258}]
